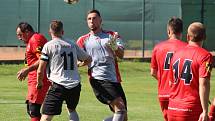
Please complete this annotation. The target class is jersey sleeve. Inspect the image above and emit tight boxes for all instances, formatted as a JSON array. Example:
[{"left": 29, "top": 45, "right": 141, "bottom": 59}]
[
  {"left": 40, "top": 43, "right": 49, "bottom": 62},
  {"left": 30, "top": 34, "right": 47, "bottom": 58},
  {"left": 199, "top": 53, "right": 213, "bottom": 79},
  {"left": 151, "top": 47, "right": 158, "bottom": 69},
  {"left": 76, "top": 34, "right": 90, "bottom": 49}
]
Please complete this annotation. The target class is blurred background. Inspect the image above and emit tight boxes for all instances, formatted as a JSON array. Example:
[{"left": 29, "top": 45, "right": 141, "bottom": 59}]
[{"left": 0, "top": 0, "right": 214, "bottom": 61}]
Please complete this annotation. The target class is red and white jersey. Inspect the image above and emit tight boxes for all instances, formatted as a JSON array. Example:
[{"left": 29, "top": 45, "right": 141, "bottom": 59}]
[
  {"left": 77, "top": 30, "right": 124, "bottom": 83},
  {"left": 168, "top": 44, "right": 213, "bottom": 116},
  {"left": 151, "top": 39, "right": 187, "bottom": 100}
]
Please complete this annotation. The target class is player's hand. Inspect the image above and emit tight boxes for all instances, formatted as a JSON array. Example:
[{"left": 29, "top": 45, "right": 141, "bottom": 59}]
[
  {"left": 77, "top": 61, "right": 84, "bottom": 67},
  {"left": 17, "top": 68, "right": 28, "bottom": 81},
  {"left": 106, "top": 32, "right": 119, "bottom": 51},
  {"left": 198, "top": 112, "right": 209, "bottom": 121},
  {"left": 36, "top": 81, "right": 43, "bottom": 89}
]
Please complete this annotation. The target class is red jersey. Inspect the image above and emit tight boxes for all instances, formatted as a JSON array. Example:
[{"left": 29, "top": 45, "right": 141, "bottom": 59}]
[
  {"left": 25, "top": 33, "right": 50, "bottom": 104},
  {"left": 151, "top": 39, "right": 187, "bottom": 101},
  {"left": 168, "top": 44, "right": 213, "bottom": 116}
]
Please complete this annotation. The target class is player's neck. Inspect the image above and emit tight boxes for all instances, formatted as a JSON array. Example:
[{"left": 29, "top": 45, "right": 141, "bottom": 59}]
[
  {"left": 90, "top": 28, "right": 102, "bottom": 35},
  {"left": 52, "top": 35, "right": 62, "bottom": 40},
  {"left": 188, "top": 41, "right": 203, "bottom": 47},
  {"left": 169, "top": 34, "right": 181, "bottom": 40}
]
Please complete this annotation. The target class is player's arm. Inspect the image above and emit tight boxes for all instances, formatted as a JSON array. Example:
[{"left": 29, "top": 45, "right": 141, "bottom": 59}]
[
  {"left": 76, "top": 44, "right": 92, "bottom": 67},
  {"left": 115, "top": 47, "right": 124, "bottom": 59},
  {"left": 199, "top": 77, "right": 210, "bottom": 121},
  {"left": 78, "top": 56, "right": 92, "bottom": 67},
  {"left": 17, "top": 60, "right": 40, "bottom": 81},
  {"left": 36, "top": 60, "right": 47, "bottom": 89},
  {"left": 150, "top": 68, "right": 158, "bottom": 80}
]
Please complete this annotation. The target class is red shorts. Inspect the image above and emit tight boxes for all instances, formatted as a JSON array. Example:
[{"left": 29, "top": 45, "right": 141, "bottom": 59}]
[
  {"left": 159, "top": 100, "right": 169, "bottom": 121},
  {"left": 27, "top": 79, "right": 50, "bottom": 104},
  {"left": 168, "top": 115, "right": 199, "bottom": 121}
]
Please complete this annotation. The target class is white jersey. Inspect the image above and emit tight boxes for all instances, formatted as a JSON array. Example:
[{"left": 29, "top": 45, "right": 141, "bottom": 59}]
[{"left": 41, "top": 38, "right": 90, "bottom": 89}]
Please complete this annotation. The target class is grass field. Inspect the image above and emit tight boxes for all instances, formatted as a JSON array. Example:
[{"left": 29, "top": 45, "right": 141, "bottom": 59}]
[{"left": 0, "top": 61, "right": 214, "bottom": 121}]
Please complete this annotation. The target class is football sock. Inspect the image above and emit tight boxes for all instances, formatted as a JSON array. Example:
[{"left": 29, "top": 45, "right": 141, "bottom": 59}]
[
  {"left": 103, "top": 116, "right": 113, "bottom": 121},
  {"left": 69, "top": 110, "right": 79, "bottom": 121},
  {"left": 112, "top": 111, "right": 125, "bottom": 121},
  {"left": 31, "top": 117, "right": 40, "bottom": 121}
]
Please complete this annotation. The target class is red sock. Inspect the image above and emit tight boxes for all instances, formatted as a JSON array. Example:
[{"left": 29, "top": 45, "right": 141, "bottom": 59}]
[{"left": 31, "top": 117, "right": 40, "bottom": 121}]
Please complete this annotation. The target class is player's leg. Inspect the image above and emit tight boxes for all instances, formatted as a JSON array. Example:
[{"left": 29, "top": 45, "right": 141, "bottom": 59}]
[
  {"left": 159, "top": 100, "right": 169, "bottom": 121},
  {"left": 109, "top": 83, "right": 127, "bottom": 121},
  {"left": 90, "top": 79, "right": 127, "bottom": 121},
  {"left": 40, "top": 115, "right": 54, "bottom": 121},
  {"left": 40, "top": 83, "right": 64, "bottom": 121},
  {"left": 65, "top": 83, "right": 81, "bottom": 121},
  {"left": 209, "top": 98, "right": 215, "bottom": 121},
  {"left": 26, "top": 101, "right": 42, "bottom": 121},
  {"left": 110, "top": 97, "right": 127, "bottom": 121}
]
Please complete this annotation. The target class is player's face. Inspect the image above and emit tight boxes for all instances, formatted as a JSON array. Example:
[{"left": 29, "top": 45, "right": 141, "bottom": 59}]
[
  {"left": 87, "top": 13, "right": 102, "bottom": 31},
  {"left": 16, "top": 27, "right": 28, "bottom": 43}
]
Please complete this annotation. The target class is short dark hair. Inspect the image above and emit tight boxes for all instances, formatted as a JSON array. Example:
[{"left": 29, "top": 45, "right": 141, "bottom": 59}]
[
  {"left": 16, "top": 22, "right": 34, "bottom": 33},
  {"left": 168, "top": 17, "right": 183, "bottom": 34},
  {"left": 87, "top": 9, "right": 101, "bottom": 17},
  {"left": 50, "top": 20, "right": 63, "bottom": 35}
]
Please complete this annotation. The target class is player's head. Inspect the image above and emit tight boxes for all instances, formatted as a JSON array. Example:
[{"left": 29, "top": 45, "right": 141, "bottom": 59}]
[
  {"left": 187, "top": 22, "right": 206, "bottom": 43},
  {"left": 86, "top": 9, "right": 102, "bottom": 32},
  {"left": 49, "top": 20, "right": 64, "bottom": 38},
  {"left": 167, "top": 17, "right": 183, "bottom": 38},
  {"left": 16, "top": 22, "right": 34, "bottom": 43}
]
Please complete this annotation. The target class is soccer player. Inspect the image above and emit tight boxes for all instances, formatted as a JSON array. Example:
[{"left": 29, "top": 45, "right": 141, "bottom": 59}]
[
  {"left": 76, "top": 9, "right": 127, "bottom": 121},
  {"left": 37, "top": 20, "right": 92, "bottom": 121},
  {"left": 168, "top": 22, "right": 213, "bottom": 121},
  {"left": 150, "top": 17, "right": 187, "bottom": 121},
  {"left": 209, "top": 98, "right": 215, "bottom": 121},
  {"left": 16, "top": 22, "right": 51, "bottom": 121}
]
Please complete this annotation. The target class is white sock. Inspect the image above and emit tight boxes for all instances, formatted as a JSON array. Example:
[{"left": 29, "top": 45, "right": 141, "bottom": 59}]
[
  {"left": 69, "top": 110, "right": 79, "bottom": 121},
  {"left": 112, "top": 111, "right": 125, "bottom": 121},
  {"left": 103, "top": 116, "right": 113, "bottom": 121}
]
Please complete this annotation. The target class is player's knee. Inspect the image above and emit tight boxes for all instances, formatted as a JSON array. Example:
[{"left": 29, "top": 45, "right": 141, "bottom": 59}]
[
  {"left": 27, "top": 108, "right": 41, "bottom": 118},
  {"left": 40, "top": 115, "right": 53, "bottom": 121},
  {"left": 111, "top": 97, "right": 126, "bottom": 112},
  {"left": 26, "top": 103, "right": 41, "bottom": 118}
]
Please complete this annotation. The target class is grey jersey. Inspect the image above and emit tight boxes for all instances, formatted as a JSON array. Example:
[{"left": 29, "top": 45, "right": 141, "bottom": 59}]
[
  {"left": 41, "top": 38, "right": 90, "bottom": 89},
  {"left": 77, "top": 31, "right": 124, "bottom": 83}
]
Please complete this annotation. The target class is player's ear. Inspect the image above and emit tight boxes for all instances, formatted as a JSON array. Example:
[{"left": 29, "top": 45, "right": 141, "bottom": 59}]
[
  {"left": 167, "top": 27, "right": 171, "bottom": 37},
  {"left": 202, "top": 33, "right": 206, "bottom": 41},
  {"left": 100, "top": 17, "right": 102, "bottom": 24},
  {"left": 186, "top": 34, "right": 190, "bottom": 42}
]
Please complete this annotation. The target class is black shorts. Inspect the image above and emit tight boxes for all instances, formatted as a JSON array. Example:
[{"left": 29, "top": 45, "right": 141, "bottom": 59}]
[
  {"left": 90, "top": 79, "right": 127, "bottom": 109},
  {"left": 26, "top": 101, "right": 42, "bottom": 117},
  {"left": 42, "top": 83, "right": 81, "bottom": 115}
]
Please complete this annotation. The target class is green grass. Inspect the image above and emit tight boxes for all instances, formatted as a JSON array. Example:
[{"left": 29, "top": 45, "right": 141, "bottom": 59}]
[{"left": 0, "top": 62, "right": 214, "bottom": 121}]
